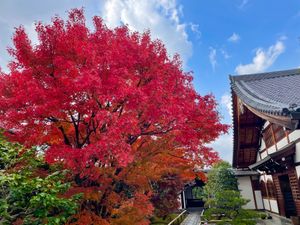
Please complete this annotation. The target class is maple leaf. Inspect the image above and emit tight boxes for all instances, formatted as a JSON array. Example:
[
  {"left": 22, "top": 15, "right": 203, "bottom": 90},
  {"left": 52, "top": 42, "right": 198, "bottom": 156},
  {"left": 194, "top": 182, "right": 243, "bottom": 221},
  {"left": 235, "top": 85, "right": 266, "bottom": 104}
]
[{"left": 0, "top": 8, "right": 228, "bottom": 224}]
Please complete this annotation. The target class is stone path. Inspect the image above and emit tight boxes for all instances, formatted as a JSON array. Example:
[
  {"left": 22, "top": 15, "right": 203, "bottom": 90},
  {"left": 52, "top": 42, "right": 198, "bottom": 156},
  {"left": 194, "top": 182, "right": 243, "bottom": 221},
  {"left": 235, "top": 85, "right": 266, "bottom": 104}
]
[
  {"left": 180, "top": 209, "right": 202, "bottom": 225},
  {"left": 256, "top": 213, "right": 292, "bottom": 225},
  {"left": 180, "top": 209, "right": 292, "bottom": 225}
]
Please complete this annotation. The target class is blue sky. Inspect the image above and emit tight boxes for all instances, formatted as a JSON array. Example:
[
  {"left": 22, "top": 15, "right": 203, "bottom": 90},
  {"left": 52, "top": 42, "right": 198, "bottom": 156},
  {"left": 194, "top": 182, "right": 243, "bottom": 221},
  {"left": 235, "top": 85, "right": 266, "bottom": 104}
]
[{"left": 1, "top": 0, "right": 300, "bottom": 162}]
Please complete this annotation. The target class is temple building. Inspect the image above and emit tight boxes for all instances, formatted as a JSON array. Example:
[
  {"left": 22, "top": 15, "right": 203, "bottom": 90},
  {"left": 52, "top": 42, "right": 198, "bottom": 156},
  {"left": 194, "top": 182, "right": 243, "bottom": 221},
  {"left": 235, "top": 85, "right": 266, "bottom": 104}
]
[{"left": 230, "top": 68, "right": 300, "bottom": 218}]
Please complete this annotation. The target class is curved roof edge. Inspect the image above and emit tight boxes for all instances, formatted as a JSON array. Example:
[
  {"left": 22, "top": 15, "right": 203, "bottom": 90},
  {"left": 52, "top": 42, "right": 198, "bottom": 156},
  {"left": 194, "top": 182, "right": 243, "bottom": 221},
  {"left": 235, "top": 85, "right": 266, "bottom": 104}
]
[{"left": 230, "top": 68, "right": 300, "bottom": 127}]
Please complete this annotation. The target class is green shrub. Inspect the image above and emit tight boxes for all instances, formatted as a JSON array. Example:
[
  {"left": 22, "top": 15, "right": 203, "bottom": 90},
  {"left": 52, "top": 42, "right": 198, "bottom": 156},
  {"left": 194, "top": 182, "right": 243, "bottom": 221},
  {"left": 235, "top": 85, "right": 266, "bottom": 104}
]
[
  {"left": 203, "top": 190, "right": 258, "bottom": 225},
  {"left": 0, "top": 135, "right": 81, "bottom": 225},
  {"left": 203, "top": 161, "right": 259, "bottom": 225}
]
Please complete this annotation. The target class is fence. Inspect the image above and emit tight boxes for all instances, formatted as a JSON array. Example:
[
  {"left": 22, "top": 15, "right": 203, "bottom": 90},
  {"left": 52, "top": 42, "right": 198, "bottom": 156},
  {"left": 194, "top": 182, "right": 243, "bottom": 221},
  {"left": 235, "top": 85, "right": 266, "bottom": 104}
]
[{"left": 167, "top": 210, "right": 188, "bottom": 225}]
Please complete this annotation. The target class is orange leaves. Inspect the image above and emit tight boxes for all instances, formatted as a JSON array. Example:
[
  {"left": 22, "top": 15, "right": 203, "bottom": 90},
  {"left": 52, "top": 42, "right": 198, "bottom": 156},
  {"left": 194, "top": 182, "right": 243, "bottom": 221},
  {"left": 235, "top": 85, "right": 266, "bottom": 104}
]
[
  {"left": 110, "top": 193, "right": 153, "bottom": 225},
  {"left": 67, "top": 210, "right": 110, "bottom": 225},
  {"left": 105, "top": 191, "right": 122, "bottom": 212}
]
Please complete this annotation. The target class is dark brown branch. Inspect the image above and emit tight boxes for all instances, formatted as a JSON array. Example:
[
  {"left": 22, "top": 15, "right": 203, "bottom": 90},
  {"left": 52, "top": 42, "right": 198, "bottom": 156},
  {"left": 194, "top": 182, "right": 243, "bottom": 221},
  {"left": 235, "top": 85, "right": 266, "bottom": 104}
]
[
  {"left": 58, "top": 126, "right": 71, "bottom": 146},
  {"left": 70, "top": 113, "right": 81, "bottom": 148},
  {"left": 167, "top": 153, "right": 187, "bottom": 160},
  {"left": 81, "top": 112, "right": 99, "bottom": 146},
  {"left": 140, "top": 125, "right": 174, "bottom": 136},
  {"left": 47, "top": 116, "right": 59, "bottom": 123}
]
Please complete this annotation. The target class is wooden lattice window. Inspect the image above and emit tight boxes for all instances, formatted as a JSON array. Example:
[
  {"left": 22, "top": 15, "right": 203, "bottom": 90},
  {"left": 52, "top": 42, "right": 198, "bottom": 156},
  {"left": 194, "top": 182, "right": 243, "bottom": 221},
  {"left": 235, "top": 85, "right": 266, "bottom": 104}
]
[
  {"left": 272, "top": 124, "right": 286, "bottom": 142},
  {"left": 262, "top": 125, "right": 274, "bottom": 148}
]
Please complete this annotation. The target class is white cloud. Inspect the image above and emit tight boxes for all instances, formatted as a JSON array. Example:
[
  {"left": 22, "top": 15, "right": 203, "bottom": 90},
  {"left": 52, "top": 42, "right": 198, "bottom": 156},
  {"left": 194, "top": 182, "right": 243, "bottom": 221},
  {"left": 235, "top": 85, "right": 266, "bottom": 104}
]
[
  {"left": 24, "top": 23, "right": 39, "bottom": 46},
  {"left": 190, "top": 23, "right": 201, "bottom": 39},
  {"left": 209, "top": 47, "right": 217, "bottom": 70},
  {"left": 278, "top": 35, "right": 287, "bottom": 41},
  {"left": 208, "top": 93, "right": 233, "bottom": 163},
  {"left": 0, "top": 55, "right": 9, "bottom": 73},
  {"left": 101, "top": 0, "right": 192, "bottom": 63},
  {"left": 0, "top": 0, "right": 86, "bottom": 72},
  {"left": 209, "top": 130, "right": 233, "bottom": 163},
  {"left": 220, "top": 48, "right": 230, "bottom": 59},
  {"left": 235, "top": 40, "right": 285, "bottom": 75},
  {"left": 221, "top": 93, "right": 232, "bottom": 117},
  {"left": 228, "top": 32, "right": 240, "bottom": 43}
]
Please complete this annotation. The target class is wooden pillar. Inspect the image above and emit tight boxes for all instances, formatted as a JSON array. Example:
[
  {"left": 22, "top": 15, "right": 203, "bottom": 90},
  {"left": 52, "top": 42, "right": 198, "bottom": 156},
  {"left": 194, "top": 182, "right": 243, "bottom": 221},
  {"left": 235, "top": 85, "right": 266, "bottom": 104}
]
[
  {"left": 270, "top": 124, "right": 278, "bottom": 151},
  {"left": 285, "top": 129, "right": 290, "bottom": 144},
  {"left": 250, "top": 176, "right": 258, "bottom": 209},
  {"left": 289, "top": 169, "right": 300, "bottom": 215},
  {"left": 273, "top": 174, "right": 285, "bottom": 216},
  {"left": 182, "top": 191, "right": 186, "bottom": 209},
  {"left": 273, "top": 169, "right": 300, "bottom": 216}
]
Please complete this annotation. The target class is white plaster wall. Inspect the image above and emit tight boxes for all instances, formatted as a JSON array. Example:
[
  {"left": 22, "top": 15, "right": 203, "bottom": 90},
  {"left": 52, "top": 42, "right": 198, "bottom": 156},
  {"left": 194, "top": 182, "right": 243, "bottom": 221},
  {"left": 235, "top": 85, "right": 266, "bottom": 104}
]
[
  {"left": 270, "top": 199, "right": 279, "bottom": 213},
  {"left": 263, "top": 198, "right": 270, "bottom": 210},
  {"left": 289, "top": 130, "right": 300, "bottom": 142},
  {"left": 256, "top": 152, "right": 261, "bottom": 162},
  {"left": 261, "top": 151, "right": 268, "bottom": 159},
  {"left": 260, "top": 139, "right": 266, "bottom": 151},
  {"left": 237, "top": 176, "right": 256, "bottom": 209},
  {"left": 259, "top": 174, "right": 273, "bottom": 184},
  {"left": 294, "top": 142, "right": 300, "bottom": 163},
  {"left": 259, "top": 175, "right": 264, "bottom": 182},
  {"left": 277, "top": 138, "right": 288, "bottom": 150},
  {"left": 259, "top": 175, "right": 278, "bottom": 213},
  {"left": 296, "top": 165, "right": 300, "bottom": 179},
  {"left": 263, "top": 174, "right": 273, "bottom": 182},
  {"left": 254, "top": 190, "right": 264, "bottom": 209},
  {"left": 263, "top": 121, "right": 270, "bottom": 129},
  {"left": 268, "top": 146, "right": 276, "bottom": 154}
]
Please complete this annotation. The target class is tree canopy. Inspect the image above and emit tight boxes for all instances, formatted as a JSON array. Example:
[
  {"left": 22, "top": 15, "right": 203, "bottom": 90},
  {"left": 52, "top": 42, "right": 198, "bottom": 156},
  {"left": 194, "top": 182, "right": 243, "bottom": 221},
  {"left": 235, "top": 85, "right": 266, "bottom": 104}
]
[
  {"left": 0, "top": 9, "right": 228, "bottom": 224},
  {"left": 204, "top": 161, "right": 238, "bottom": 197}
]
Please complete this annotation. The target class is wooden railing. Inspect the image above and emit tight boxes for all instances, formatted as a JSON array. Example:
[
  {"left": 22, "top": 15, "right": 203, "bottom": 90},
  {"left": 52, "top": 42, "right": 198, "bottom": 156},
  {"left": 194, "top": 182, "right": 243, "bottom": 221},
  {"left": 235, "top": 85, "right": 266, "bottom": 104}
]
[
  {"left": 168, "top": 210, "right": 187, "bottom": 225},
  {"left": 167, "top": 210, "right": 187, "bottom": 225}
]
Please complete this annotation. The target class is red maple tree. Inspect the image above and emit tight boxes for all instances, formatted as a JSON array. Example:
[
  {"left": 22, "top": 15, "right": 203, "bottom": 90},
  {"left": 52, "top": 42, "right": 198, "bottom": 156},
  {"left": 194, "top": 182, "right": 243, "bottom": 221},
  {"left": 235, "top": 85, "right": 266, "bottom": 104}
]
[{"left": 0, "top": 9, "right": 228, "bottom": 224}]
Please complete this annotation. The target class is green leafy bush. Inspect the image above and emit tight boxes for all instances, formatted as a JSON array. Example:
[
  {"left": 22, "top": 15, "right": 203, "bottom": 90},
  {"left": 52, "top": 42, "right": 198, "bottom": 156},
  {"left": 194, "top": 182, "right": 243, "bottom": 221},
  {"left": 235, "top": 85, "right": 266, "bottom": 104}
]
[
  {"left": 0, "top": 135, "right": 81, "bottom": 225},
  {"left": 203, "top": 161, "right": 259, "bottom": 225},
  {"left": 204, "top": 161, "right": 238, "bottom": 200},
  {"left": 203, "top": 190, "right": 258, "bottom": 225}
]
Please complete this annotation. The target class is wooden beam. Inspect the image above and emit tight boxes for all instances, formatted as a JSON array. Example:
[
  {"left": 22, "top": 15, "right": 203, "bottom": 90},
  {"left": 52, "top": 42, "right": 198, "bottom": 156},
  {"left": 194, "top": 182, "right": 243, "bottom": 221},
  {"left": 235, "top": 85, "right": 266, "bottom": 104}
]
[
  {"left": 244, "top": 104, "right": 295, "bottom": 129},
  {"left": 239, "top": 143, "right": 258, "bottom": 149},
  {"left": 240, "top": 123, "right": 262, "bottom": 129},
  {"left": 236, "top": 159, "right": 257, "bottom": 167},
  {"left": 270, "top": 124, "right": 278, "bottom": 151},
  {"left": 250, "top": 176, "right": 258, "bottom": 209}
]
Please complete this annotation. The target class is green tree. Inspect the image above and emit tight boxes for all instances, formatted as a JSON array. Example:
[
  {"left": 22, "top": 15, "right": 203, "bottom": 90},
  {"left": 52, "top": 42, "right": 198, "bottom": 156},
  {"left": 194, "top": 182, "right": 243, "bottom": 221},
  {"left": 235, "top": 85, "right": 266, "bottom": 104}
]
[
  {"left": 204, "top": 161, "right": 238, "bottom": 199},
  {"left": 0, "top": 135, "right": 81, "bottom": 225},
  {"left": 204, "top": 190, "right": 258, "bottom": 225},
  {"left": 203, "top": 161, "right": 258, "bottom": 224},
  {"left": 192, "top": 186, "right": 204, "bottom": 199}
]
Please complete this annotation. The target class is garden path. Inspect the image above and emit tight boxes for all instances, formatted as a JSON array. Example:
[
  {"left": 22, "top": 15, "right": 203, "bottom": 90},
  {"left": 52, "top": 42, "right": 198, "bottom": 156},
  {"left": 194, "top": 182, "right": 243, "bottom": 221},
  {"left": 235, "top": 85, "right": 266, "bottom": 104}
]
[
  {"left": 256, "top": 213, "right": 292, "bottom": 225},
  {"left": 180, "top": 209, "right": 202, "bottom": 225}
]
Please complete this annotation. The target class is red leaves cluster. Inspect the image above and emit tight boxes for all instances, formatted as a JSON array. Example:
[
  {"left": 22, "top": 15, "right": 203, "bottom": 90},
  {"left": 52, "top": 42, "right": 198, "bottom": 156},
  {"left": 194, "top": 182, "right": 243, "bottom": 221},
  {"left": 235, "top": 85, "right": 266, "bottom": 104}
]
[{"left": 0, "top": 8, "right": 228, "bottom": 224}]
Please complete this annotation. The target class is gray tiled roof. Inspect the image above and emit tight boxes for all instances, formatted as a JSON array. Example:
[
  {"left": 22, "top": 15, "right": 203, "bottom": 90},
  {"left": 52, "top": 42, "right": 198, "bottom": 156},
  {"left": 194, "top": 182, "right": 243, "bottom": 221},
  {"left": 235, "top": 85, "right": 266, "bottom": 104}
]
[
  {"left": 230, "top": 68, "right": 300, "bottom": 116},
  {"left": 233, "top": 169, "right": 259, "bottom": 176}
]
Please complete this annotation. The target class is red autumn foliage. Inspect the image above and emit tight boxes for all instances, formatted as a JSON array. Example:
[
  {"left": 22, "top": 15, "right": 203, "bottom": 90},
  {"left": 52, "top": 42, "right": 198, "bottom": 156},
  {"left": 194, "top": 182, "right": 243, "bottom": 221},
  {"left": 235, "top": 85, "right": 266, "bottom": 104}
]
[
  {"left": 0, "top": 8, "right": 228, "bottom": 224},
  {"left": 67, "top": 210, "right": 110, "bottom": 225}
]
